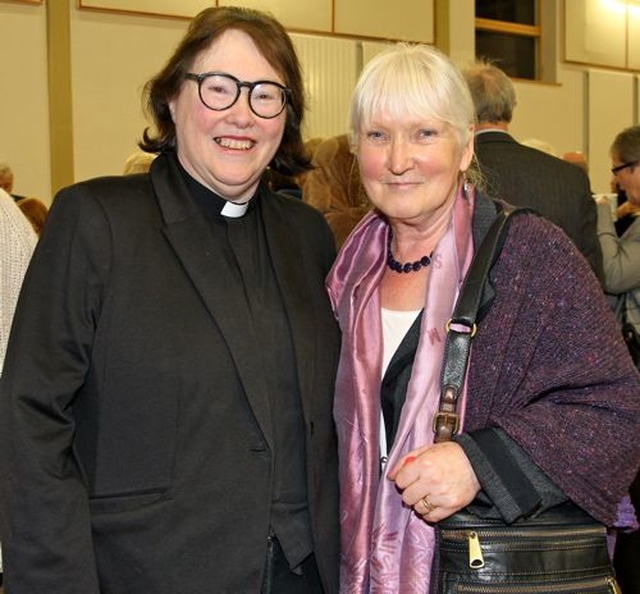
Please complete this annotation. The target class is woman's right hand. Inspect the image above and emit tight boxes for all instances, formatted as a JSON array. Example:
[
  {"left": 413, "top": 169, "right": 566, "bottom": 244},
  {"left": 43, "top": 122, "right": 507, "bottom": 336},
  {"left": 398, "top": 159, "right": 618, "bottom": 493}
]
[{"left": 387, "top": 441, "right": 481, "bottom": 522}]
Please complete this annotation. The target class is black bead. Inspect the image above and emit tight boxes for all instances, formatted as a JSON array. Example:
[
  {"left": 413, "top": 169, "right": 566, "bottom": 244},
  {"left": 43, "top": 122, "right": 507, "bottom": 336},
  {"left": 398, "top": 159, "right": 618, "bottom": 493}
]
[{"left": 387, "top": 228, "right": 434, "bottom": 274}]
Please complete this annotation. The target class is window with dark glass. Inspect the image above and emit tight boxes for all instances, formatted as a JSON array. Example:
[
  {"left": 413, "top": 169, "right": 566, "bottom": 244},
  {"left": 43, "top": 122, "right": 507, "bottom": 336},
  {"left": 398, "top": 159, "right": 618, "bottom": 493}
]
[{"left": 475, "top": 0, "right": 540, "bottom": 80}]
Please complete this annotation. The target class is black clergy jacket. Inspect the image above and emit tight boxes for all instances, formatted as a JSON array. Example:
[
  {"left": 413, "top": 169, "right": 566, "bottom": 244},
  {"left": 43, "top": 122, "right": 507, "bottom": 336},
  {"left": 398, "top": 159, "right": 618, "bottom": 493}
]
[{"left": 0, "top": 151, "right": 341, "bottom": 594}]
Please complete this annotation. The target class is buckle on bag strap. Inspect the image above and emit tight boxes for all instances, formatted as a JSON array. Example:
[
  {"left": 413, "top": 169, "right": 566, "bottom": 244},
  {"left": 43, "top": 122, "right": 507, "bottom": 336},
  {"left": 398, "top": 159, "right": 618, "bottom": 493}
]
[{"left": 433, "top": 385, "right": 460, "bottom": 442}]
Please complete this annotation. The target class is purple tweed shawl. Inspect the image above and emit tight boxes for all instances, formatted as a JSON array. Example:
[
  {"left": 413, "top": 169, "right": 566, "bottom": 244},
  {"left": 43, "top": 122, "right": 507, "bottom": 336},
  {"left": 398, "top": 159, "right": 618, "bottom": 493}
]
[{"left": 327, "top": 189, "right": 640, "bottom": 594}]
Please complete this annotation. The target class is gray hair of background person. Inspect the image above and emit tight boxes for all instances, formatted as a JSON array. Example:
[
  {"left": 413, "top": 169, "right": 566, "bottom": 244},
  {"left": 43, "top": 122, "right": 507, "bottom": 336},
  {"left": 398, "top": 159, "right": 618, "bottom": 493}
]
[
  {"left": 610, "top": 125, "right": 640, "bottom": 163},
  {"left": 462, "top": 59, "right": 517, "bottom": 124},
  {"left": 0, "top": 162, "right": 13, "bottom": 193},
  {"left": 348, "top": 43, "right": 481, "bottom": 187},
  {"left": 139, "top": 6, "right": 310, "bottom": 176}
]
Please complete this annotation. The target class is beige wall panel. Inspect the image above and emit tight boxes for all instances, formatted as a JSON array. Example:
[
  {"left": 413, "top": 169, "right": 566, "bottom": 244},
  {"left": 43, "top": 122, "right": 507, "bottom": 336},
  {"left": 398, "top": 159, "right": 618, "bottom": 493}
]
[
  {"left": 70, "top": 7, "right": 187, "bottom": 182},
  {"left": 587, "top": 70, "right": 634, "bottom": 194},
  {"left": 435, "top": 0, "right": 475, "bottom": 66},
  {"left": 565, "top": 0, "right": 626, "bottom": 69},
  {"left": 78, "top": 0, "right": 210, "bottom": 19},
  {"left": 361, "top": 39, "right": 393, "bottom": 68},
  {"left": 335, "top": 0, "right": 434, "bottom": 43},
  {"left": 292, "top": 34, "right": 358, "bottom": 139},
  {"left": 219, "top": 0, "right": 331, "bottom": 32},
  {"left": 0, "top": 2, "right": 51, "bottom": 202},
  {"left": 507, "top": 69, "right": 585, "bottom": 161},
  {"left": 628, "top": 5, "right": 640, "bottom": 71}
]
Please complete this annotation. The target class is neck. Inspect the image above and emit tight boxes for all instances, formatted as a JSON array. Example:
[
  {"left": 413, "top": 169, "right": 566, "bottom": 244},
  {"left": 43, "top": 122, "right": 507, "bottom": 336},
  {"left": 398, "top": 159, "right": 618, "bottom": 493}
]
[
  {"left": 388, "top": 193, "right": 457, "bottom": 262},
  {"left": 476, "top": 121, "right": 509, "bottom": 133}
]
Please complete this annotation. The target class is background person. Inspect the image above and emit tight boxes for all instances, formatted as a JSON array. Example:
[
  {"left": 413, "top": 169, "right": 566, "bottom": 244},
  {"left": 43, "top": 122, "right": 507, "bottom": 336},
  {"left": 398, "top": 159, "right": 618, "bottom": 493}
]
[
  {"left": 0, "top": 7, "right": 340, "bottom": 594},
  {"left": 462, "top": 60, "right": 604, "bottom": 284},
  {"left": 326, "top": 43, "right": 640, "bottom": 593},
  {"left": 596, "top": 125, "right": 640, "bottom": 594},
  {"left": 0, "top": 188, "right": 37, "bottom": 373},
  {"left": 300, "top": 133, "right": 370, "bottom": 248},
  {"left": 0, "top": 187, "right": 37, "bottom": 589},
  {"left": 15, "top": 197, "right": 48, "bottom": 236},
  {"left": 562, "top": 150, "right": 590, "bottom": 175},
  {"left": 122, "top": 149, "right": 157, "bottom": 174},
  {"left": 0, "top": 162, "right": 25, "bottom": 202},
  {"left": 597, "top": 126, "right": 640, "bottom": 339}
]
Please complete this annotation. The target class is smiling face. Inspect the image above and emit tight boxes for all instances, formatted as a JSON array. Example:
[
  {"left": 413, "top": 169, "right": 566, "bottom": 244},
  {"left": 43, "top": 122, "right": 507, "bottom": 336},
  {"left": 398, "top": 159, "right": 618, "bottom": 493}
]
[
  {"left": 169, "top": 29, "right": 287, "bottom": 202},
  {"left": 356, "top": 113, "right": 473, "bottom": 227}
]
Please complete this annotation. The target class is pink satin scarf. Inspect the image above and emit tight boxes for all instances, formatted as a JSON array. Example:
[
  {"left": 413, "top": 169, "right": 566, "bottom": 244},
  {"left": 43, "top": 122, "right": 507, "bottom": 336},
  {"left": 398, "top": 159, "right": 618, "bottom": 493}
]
[{"left": 326, "top": 186, "right": 475, "bottom": 593}]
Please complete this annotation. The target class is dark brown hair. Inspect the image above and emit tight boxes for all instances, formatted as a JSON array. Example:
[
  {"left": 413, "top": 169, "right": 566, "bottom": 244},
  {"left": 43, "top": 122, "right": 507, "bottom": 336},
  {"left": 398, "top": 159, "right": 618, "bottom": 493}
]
[
  {"left": 139, "top": 6, "right": 310, "bottom": 175},
  {"left": 16, "top": 197, "right": 48, "bottom": 236}
]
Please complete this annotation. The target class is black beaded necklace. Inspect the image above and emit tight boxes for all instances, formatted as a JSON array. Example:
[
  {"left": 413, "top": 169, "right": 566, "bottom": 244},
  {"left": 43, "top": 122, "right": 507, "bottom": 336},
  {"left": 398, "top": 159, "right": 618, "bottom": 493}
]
[{"left": 387, "top": 229, "right": 433, "bottom": 273}]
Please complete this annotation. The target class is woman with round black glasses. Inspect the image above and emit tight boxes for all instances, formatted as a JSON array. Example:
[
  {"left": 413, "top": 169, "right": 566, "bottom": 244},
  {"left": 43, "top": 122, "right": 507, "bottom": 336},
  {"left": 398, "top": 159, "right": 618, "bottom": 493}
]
[{"left": 0, "top": 7, "right": 340, "bottom": 594}]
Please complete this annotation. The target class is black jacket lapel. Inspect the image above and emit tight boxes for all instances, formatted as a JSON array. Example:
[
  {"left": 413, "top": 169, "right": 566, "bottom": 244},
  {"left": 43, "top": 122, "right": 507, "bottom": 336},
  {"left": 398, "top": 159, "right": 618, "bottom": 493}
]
[
  {"left": 150, "top": 153, "right": 274, "bottom": 445},
  {"left": 261, "top": 194, "right": 316, "bottom": 421}
]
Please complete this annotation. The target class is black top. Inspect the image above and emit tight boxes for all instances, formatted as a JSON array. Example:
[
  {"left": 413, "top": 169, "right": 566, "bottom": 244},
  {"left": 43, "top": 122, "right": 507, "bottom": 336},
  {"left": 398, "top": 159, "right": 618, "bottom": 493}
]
[{"left": 181, "top": 162, "right": 312, "bottom": 569}]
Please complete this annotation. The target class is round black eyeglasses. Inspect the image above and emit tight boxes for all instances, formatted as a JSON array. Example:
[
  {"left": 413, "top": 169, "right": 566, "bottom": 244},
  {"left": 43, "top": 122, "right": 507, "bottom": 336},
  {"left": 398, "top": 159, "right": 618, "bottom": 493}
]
[
  {"left": 184, "top": 71, "right": 290, "bottom": 119},
  {"left": 611, "top": 161, "right": 639, "bottom": 175}
]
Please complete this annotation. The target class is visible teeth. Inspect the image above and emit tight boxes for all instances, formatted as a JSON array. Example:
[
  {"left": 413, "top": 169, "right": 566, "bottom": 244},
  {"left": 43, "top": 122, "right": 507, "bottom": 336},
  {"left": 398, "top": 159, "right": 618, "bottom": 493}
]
[{"left": 216, "top": 137, "right": 253, "bottom": 150}]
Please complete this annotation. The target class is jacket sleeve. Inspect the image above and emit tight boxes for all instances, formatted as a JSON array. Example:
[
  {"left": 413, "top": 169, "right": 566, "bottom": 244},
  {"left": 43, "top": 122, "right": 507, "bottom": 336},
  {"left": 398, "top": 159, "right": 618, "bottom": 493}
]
[
  {"left": 455, "top": 428, "right": 568, "bottom": 523},
  {"left": 0, "top": 186, "right": 109, "bottom": 592},
  {"left": 597, "top": 202, "right": 640, "bottom": 294}
]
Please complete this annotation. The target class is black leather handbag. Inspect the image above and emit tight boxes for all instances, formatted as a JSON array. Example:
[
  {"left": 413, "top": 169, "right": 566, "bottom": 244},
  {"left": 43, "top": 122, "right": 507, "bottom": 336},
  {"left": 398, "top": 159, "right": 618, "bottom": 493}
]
[
  {"left": 435, "top": 504, "right": 620, "bottom": 593},
  {"left": 433, "top": 208, "right": 621, "bottom": 594}
]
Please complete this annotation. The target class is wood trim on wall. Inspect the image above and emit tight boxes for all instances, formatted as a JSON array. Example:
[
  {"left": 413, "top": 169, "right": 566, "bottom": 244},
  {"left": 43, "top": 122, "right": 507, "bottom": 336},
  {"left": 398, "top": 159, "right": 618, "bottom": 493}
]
[
  {"left": 475, "top": 17, "right": 540, "bottom": 38},
  {"left": 77, "top": 0, "right": 214, "bottom": 19},
  {"left": 48, "top": 0, "right": 75, "bottom": 194}
]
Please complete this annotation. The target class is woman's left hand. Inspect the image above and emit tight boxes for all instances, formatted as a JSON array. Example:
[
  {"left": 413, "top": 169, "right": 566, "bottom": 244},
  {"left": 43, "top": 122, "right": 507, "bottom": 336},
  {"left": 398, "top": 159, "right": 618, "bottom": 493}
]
[{"left": 387, "top": 442, "right": 481, "bottom": 522}]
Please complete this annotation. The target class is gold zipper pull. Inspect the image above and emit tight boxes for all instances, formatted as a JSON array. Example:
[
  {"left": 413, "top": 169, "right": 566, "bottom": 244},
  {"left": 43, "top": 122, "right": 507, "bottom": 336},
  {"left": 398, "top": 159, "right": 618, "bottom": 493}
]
[
  {"left": 468, "top": 531, "right": 485, "bottom": 568},
  {"left": 608, "top": 576, "right": 622, "bottom": 594}
]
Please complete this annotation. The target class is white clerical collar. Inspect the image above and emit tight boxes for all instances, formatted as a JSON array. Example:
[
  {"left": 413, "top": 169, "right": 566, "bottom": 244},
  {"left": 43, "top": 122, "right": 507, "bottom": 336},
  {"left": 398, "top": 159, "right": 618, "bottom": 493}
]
[{"left": 220, "top": 200, "right": 250, "bottom": 218}]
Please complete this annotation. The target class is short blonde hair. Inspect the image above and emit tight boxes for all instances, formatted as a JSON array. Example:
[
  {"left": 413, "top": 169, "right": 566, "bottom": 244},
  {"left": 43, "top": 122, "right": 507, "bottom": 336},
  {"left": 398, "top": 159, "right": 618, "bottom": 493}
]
[
  {"left": 349, "top": 43, "right": 475, "bottom": 151},
  {"left": 123, "top": 151, "right": 157, "bottom": 175}
]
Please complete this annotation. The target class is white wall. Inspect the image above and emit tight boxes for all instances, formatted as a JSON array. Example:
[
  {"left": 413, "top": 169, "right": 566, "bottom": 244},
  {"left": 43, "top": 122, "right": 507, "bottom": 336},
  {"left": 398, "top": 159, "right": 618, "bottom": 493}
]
[
  {"left": 70, "top": 8, "right": 187, "bottom": 183},
  {"left": 587, "top": 70, "right": 636, "bottom": 193}
]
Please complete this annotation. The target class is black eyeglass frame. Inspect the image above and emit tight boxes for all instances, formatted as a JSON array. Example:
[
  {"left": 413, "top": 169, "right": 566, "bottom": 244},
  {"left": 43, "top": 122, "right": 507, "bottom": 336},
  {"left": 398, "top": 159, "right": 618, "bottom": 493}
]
[
  {"left": 611, "top": 161, "right": 640, "bottom": 175},
  {"left": 184, "top": 71, "right": 291, "bottom": 119}
]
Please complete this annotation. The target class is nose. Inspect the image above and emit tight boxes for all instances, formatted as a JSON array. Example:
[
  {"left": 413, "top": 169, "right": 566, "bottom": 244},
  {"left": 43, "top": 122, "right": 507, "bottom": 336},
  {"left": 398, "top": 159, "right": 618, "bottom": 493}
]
[
  {"left": 388, "top": 138, "right": 412, "bottom": 174},
  {"left": 611, "top": 172, "right": 622, "bottom": 190},
  {"left": 226, "top": 88, "right": 254, "bottom": 125}
]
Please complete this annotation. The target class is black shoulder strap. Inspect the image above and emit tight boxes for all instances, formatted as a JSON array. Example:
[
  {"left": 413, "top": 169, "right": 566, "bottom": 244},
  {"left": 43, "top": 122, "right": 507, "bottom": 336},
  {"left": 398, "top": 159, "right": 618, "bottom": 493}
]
[{"left": 433, "top": 204, "right": 531, "bottom": 442}]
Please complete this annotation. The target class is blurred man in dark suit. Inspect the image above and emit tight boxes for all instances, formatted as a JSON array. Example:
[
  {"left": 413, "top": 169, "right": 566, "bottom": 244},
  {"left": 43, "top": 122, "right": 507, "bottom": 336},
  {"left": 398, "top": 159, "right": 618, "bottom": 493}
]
[{"left": 462, "top": 61, "right": 604, "bottom": 284}]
